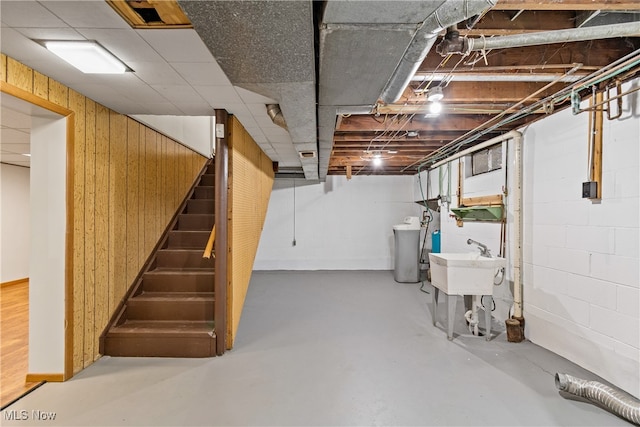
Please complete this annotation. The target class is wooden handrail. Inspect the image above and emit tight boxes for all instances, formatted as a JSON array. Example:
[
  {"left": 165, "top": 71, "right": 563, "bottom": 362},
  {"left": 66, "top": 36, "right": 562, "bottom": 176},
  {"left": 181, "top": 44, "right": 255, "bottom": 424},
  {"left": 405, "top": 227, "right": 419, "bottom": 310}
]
[{"left": 203, "top": 225, "right": 215, "bottom": 259}]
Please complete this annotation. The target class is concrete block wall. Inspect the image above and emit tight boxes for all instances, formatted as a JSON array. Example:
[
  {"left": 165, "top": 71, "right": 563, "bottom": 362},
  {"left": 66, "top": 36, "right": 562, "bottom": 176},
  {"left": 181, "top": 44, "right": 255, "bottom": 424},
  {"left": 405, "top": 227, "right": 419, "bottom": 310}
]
[
  {"left": 522, "top": 79, "right": 639, "bottom": 398},
  {"left": 255, "top": 175, "right": 419, "bottom": 270}
]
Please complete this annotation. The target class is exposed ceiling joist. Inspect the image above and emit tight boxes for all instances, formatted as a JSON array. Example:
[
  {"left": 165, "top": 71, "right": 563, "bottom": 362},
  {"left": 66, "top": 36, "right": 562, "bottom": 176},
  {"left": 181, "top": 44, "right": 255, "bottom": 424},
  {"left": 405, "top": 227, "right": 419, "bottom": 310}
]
[{"left": 493, "top": 0, "right": 640, "bottom": 11}]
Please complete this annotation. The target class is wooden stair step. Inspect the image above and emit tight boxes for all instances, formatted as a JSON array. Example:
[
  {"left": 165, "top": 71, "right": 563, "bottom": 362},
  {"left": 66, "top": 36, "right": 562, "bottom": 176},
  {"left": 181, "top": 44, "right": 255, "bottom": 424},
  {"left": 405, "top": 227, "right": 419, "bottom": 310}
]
[
  {"left": 142, "top": 270, "right": 214, "bottom": 293},
  {"left": 156, "top": 249, "right": 215, "bottom": 269},
  {"left": 200, "top": 174, "right": 214, "bottom": 186},
  {"left": 167, "top": 230, "right": 211, "bottom": 248},
  {"left": 104, "top": 320, "right": 216, "bottom": 357},
  {"left": 177, "top": 214, "right": 214, "bottom": 230},
  {"left": 194, "top": 186, "right": 214, "bottom": 199},
  {"left": 186, "top": 199, "right": 214, "bottom": 214},
  {"left": 127, "top": 293, "right": 214, "bottom": 321}
]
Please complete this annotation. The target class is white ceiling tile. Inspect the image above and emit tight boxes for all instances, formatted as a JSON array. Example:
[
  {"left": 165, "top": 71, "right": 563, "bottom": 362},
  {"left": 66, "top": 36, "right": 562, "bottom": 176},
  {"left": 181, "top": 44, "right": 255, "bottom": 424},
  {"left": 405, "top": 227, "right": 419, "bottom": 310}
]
[
  {"left": 14, "top": 27, "right": 84, "bottom": 41},
  {"left": 127, "top": 61, "right": 186, "bottom": 85},
  {"left": 0, "top": 1, "right": 68, "bottom": 28},
  {"left": 221, "top": 103, "right": 250, "bottom": 116},
  {"left": 77, "top": 29, "right": 164, "bottom": 63},
  {"left": 0, "top": 27, "right": 51, "bottom": 63},
  {"left": 135, "top": 102, "right": 184, "bottom": 115},
  {"left": 244, "top": 128, "right": 268, "bottom": 143},
  {"left": 234, "top": 114, "right": 259, "bottom": 130},
  {"left": 151, "top": 84, "right": 205, "bottom": 104},
  {"left": 196, "top": 87, "right": 243, "bottom": 107},
  {"left": 137, "top": 29, "right": 215, "bottom": 63},
  {"left": 264, "top": 127, "right": 291, "bottom": 139},
  {"left": 172, "top": 62, "right": 231, "bottom": 86},
  {"left": 235, "top": 86, "right": 277, "bottom": 104},
  {"left": 246, "top": 103, "right": 268, "bottom": 116},
  {"left": 177, "top": 104, "right": 215, "bottom": 116},
  {"left": 42, "top": 1, "right": 130, "bottom": 29}
]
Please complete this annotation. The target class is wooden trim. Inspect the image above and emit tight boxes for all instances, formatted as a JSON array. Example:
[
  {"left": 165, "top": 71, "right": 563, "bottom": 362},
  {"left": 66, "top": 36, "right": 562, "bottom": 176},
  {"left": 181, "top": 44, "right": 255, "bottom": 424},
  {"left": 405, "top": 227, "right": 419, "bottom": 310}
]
[
  {"left": 461, "top": 194, "right": 503, "bottom": 207},
  {"left": 593, "top": 91, "right": 604, "bottom": 199},
  {"left": 64, "top": 113, "right": 75, "bottom": 381},
  {"left": 1, "top": 80, "right": 74, "bottom": 382},
  {"left": 1, "top": 278, "right": 28, "bottom": 288},
  {"left": 214, "top": 109, "right": 228, "bottom": 356},
  {"left": 25, "top": 373, "right": 65, "bottom": 383},
  {"left": 203, "top": 225, "right": 215, "bottom": 259},
  {"left": 0, "top": 82, "right": 72, "bottom": 117}
]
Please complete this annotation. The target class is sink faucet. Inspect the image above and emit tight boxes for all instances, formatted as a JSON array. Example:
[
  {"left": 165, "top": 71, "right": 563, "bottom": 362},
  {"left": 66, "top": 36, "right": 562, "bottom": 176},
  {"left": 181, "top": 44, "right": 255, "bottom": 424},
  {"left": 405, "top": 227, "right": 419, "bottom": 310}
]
[{"left": 467, "top": 239, "right": 492, "bottom": 257}]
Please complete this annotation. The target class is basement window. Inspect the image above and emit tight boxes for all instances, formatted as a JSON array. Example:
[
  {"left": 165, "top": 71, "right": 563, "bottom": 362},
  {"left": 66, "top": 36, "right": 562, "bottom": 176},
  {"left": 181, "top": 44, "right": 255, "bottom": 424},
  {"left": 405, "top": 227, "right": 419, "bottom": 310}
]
[{"left": 471, "top": 143, "right": 502, "bottom": 176}]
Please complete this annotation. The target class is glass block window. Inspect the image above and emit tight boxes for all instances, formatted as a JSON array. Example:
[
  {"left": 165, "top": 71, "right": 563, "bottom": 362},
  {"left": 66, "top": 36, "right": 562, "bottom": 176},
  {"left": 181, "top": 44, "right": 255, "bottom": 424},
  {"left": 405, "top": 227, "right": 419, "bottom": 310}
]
[{"left": 472, "top": 143, "right": 502, "bottom": 175}]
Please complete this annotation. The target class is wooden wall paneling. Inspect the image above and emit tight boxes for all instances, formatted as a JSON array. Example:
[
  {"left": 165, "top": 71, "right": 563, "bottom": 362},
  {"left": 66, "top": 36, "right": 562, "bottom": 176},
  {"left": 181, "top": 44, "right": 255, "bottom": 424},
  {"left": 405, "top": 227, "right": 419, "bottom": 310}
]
[
  {"left": 178, "top": 145, "right": 186, "bottom": 199},
  {"left": 69, "top": 90, "right": 86, "bottom": 374},
  {"left": 138, "top": 124, "right": 146, "bottom": 267},
  {"left": 48, "top": 79, "right": 68, "bottom": 108},
  {"left": 6, "top": 57, "right": 33, "bottom": 92},
  {"left": 94, "top": 104, "right": 110, "bottom": 362},
  {"left": 162, "top": 136, "right": 169, "bottom": 224},
  {"left": 110, "top": 112, "right": 127, "bottom": 304},
  {"left": 168, "top": 139, "right": 176, "bottom": 214},
  {"left": 1, "top": 54, "right": 6, "bottom": 82},
  {"left": 156, "top": 134, "right": 163, "bottom": 235},
  {"left": 33, "top": 71, "right": 49, "bottom": 99},
  {"left": 126, "top": 119, "right": 140, "bottom": 287},
  {"left": 144, "top": 129, "right": 156, "bottom": 254},
  {"left": 83, "top": 99, "right": 97, "bottom": 367}
]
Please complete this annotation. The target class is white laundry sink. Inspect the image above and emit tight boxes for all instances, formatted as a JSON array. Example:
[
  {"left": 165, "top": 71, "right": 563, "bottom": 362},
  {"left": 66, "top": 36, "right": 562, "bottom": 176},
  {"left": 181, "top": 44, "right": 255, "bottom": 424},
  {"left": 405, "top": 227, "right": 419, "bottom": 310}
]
[{"left": 428, "top": 253, "right": 506, "bottom": 295}]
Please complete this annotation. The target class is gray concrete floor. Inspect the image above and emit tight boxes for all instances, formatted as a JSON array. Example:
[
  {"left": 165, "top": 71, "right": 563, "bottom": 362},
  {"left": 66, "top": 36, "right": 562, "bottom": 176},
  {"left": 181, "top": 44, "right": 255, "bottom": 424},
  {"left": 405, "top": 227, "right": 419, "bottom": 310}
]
[{"left": 1, "top": 271, "right": 631, "bottom": 426}]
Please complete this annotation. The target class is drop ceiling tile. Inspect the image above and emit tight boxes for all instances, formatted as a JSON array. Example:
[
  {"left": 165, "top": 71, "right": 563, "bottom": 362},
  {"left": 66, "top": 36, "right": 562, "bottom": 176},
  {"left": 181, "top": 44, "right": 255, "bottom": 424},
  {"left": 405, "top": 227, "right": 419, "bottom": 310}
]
[
  {"left": 235, "top": 86, "right": 277, "bottom": 104},
  {"left": 232, "top": 112, "right": 259, "bottom": 130},
  {"left": 126, "top": 61, "right": 186, "bottom": 85},
  {"left": 0, "top": 142, "right": 30, "bottom": 154},
  {"left": 177, "top": 104, "right": 215, "bottom": 116},
  {"left": 77, "top": 29, "right": 163, "bottom": 63},
  {"left": 14, "top": 27, "right": 84, "bottom": 41},
  {"left": 172, "top": 62, "right": 231, "bottom": 86},
  {"left": 222, "top": 103, "right": 251, "bottom": 116},
  {"left": 137, "top": 29, "right": 215, "bottom": 63},
  {"left": 244, "top": 128, "right": 268, "bottom": 143},
  {"left": 263, "top": 126, "right": 291, "bottom": 139},
  {"left": 0, "top": 1, "right": 68, "bottom": 28},
  {"left": 134, "top": 102, "right": 184, "bottom": 115},
  {"left": 0, "top": 27, "right": 50, "bottom": 63},
  {"left": 1, "top": 130, "right": 30, "bottom": 146},
  {"left": 151, "top": 84, "right": 205, "bottom": 104},
  {"left": 42, "top": 1, "right": 130, "bottom": 29},
  {"left": 245, "top": 103, "right": 268, "bottom": 117},
  {"left": 195, "top": 87, "right": 243, "bottom": 106}
]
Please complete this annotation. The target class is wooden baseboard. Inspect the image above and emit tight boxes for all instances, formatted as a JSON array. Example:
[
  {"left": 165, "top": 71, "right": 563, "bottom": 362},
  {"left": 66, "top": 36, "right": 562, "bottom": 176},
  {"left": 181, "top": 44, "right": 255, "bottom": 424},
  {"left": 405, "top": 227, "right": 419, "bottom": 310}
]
[
  {"left": 25, "top": 373, "right": 64, "bottom": 383},
  {"left": 1, "top": 278, "right": 29, "bottom": 288}
]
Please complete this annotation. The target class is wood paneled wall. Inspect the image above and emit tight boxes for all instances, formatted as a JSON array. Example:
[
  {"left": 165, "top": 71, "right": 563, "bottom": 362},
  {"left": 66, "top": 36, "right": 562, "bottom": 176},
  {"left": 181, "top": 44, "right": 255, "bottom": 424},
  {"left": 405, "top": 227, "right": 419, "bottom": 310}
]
[
  {"left": 227, "top": 116, "right": 274, "bottom": 346},
  {"left": 1, "top": 54, "right": 207, "bottom": 375}
]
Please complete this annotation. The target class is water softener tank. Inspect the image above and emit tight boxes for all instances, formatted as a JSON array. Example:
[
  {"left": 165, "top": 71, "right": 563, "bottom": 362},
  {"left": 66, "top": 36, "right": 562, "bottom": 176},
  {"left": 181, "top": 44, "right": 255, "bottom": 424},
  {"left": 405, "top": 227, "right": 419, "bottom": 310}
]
[{"left": 432, "top": 230, "right": 441, "bottom": 253}]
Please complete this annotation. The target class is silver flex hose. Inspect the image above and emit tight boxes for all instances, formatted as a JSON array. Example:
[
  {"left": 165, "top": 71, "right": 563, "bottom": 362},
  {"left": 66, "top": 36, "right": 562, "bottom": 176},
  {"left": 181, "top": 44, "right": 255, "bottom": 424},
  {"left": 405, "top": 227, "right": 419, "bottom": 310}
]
[{"left": 555, "top": 373, "right": 640, "bottom": 425}]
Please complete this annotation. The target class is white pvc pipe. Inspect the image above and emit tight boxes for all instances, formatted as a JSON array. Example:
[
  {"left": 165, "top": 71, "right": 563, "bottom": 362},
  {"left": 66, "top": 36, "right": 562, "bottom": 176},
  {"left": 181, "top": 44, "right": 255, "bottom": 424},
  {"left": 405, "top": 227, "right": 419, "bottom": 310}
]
[
  {"left": 429, "top": 129, "right": 522, "bottom": 170},
  {"left": 429, "top": 130, "right": 525, "bottom": 319}
]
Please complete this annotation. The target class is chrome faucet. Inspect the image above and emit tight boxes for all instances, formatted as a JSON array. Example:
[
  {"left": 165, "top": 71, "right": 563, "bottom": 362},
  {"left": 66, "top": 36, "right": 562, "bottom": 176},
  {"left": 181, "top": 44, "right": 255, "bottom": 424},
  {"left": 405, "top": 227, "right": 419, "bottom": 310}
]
[{"left": 467, "top": 239, "right": 491, "bottom": 258}]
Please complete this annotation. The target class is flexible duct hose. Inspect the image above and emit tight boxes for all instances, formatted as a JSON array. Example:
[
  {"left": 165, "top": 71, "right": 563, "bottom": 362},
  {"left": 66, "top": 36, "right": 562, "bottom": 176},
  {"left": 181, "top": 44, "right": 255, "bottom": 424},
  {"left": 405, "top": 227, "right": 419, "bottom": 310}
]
[{"left": 555, "top": 373, "right": 640, "bottom": 425}]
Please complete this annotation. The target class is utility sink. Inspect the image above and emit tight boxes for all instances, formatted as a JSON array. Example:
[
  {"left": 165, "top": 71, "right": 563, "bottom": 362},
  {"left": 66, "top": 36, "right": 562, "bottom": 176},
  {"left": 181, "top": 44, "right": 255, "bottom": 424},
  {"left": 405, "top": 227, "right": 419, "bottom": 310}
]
[
  {"left": 428, "top": 253, "right": 506, "bottom": 341},
  {"left": 429, "top": 253, "right": 506, "bottom": 295}
]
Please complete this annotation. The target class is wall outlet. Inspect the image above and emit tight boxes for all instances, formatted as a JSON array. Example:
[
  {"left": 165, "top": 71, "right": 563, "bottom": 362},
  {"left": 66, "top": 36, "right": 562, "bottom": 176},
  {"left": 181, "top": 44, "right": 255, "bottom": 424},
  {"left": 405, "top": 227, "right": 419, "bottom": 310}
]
[{"left": 582, "top": 181, "right": 597, "bottom": 198}]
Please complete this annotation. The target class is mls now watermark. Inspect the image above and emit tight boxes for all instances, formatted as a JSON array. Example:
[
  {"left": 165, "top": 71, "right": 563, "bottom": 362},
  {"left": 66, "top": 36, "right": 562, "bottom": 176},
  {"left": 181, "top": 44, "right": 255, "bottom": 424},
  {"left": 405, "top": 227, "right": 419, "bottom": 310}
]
[{"left": 3, "top": 410, "right": 57, "bottom": 421}]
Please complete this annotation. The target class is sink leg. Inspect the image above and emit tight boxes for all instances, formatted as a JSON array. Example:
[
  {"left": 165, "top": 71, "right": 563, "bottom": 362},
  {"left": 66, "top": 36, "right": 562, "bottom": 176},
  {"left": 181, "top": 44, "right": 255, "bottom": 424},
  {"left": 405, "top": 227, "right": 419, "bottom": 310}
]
[
  {"left": 447, "top": 293, "right": 457, "bottom": 341},
  {"left": 484, "top": 295, "right": 492, "bottom": 341},
  {"left": 432, "top": 287, "right": 439, "bottom": 326}
]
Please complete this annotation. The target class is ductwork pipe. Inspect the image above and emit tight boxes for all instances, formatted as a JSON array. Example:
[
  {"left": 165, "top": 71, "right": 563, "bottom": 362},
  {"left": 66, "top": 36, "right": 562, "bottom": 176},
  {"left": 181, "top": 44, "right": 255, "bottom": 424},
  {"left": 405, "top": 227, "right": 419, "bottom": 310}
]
[
  {"left": 467, "top": 21, "right": 640, "bottom": 52},
  {"left": 266, "top": 104, "right": 288, "bottom": 130},
  {"left": 555, "top": 373, "right": 640, "bottom": 425},
  {"left": 379, "top": 0, "right": 497, "bottom": 104}
]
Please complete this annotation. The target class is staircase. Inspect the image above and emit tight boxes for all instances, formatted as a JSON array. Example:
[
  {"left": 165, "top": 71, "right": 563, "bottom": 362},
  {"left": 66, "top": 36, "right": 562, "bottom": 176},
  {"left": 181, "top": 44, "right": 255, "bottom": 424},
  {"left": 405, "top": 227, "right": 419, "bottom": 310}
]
[{"left": 101, "top": 161, "right": 217, "bottom": 357}]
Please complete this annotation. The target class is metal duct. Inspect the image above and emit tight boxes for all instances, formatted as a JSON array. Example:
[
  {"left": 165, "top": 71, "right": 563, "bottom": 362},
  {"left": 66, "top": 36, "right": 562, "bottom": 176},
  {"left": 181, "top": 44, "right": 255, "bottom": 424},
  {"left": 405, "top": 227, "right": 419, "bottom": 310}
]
[
  {"left": 466, "top": 21, "right": 640, "bottom": 52},
  {"left": 379, "top": 0, "right": 497, "bottom": 104},
  {"left": 266, "top": 104, "right": 288, "bottom": 130},
  {"left": 555, "top": 373, "right": 640, "bottom": 425}
]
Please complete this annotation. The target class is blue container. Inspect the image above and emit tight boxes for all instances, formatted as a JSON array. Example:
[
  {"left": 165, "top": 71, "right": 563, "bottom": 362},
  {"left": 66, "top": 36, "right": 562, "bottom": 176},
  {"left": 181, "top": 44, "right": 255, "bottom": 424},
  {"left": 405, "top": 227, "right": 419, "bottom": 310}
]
[{"left": 432, "top": 230, "right": 441, "bottom": 253}]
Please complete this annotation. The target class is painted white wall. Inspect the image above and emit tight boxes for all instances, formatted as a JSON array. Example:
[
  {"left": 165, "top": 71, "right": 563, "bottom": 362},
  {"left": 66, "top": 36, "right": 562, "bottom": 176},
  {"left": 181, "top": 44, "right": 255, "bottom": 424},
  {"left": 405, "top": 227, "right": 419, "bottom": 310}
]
[
  {"left": 131, "top": 115, "right": 214, "bottom": 157},
  {"left": 29, "top": 116, "right": 66, "bottom": 374},
  {"left": 255, "top": 175, "right": 420, "bottom": 270},
  {"left": 415, "top": 143, "right": 516, "bottom": 322},
  {"left": 522, "top": 79, "right": 640, "bottom": 398},
  {"left": 1, "top": 163, "right": 30, "bottom": 282}
]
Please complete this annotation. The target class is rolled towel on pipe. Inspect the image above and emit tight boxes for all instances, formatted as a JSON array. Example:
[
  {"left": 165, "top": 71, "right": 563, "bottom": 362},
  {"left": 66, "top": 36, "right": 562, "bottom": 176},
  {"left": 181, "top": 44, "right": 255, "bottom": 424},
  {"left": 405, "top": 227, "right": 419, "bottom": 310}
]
[{"left": 555, "top": 373, "right": 640, "bottom": 425}]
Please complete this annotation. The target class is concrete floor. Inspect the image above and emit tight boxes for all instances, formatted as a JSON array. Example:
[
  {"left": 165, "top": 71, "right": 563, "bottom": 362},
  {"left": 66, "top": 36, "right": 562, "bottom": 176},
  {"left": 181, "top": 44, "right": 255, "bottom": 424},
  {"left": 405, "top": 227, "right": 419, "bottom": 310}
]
[{"left": 1, "top": 270, "right": 631, "bottom": 426}]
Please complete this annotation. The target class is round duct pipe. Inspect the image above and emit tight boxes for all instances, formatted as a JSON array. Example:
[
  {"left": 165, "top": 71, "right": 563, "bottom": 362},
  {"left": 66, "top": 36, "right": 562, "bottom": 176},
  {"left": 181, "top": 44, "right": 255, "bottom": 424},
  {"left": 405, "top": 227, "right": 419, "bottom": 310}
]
[{"left": 266, "top": 104, "right": 288, "bottom": 130}]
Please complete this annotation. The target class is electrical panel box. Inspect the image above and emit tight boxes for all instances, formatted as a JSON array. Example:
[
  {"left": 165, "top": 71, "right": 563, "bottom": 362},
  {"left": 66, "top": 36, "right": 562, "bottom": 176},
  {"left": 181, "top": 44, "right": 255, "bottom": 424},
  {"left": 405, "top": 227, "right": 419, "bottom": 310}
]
[{"left": 582, "top": 181, "right": 597, "bottom": 198}]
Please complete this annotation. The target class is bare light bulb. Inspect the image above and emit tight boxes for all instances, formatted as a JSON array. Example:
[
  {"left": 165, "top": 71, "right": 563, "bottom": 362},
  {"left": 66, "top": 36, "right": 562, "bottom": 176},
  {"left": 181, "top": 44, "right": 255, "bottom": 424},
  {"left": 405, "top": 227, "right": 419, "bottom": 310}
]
[
  {"left": 372, "top": 154, "right": 382, "bottom": 166},
  {"left": 428, "top": 101, "right": 442, "bottom": 115}
]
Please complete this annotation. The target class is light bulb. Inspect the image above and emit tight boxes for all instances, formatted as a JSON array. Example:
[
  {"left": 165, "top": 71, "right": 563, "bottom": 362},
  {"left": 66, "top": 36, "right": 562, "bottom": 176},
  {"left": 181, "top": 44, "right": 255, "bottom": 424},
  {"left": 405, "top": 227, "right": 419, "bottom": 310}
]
[
  {"left": 372, "top": 154, "right": 382, "bottom": 166},
  {"left": 428, "top": 101, "right": 442, "bottom": 115}
]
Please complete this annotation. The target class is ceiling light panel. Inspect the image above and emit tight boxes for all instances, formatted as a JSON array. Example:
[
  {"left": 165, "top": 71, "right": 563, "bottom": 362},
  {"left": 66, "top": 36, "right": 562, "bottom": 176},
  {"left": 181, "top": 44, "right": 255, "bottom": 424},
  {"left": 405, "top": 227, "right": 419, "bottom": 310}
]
[{"left": 44, "top": 41, "right": 129, "bottom": 74}]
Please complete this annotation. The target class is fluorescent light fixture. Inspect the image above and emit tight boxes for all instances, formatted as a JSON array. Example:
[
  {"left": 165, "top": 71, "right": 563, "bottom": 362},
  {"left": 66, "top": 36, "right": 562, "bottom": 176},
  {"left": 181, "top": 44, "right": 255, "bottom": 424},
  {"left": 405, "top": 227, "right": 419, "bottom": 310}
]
[
  {"left": 428, "top": 101, "right": 443, "bottom": 115},
  {"left": 427, "top": 86, "right": 444, "bottom": 102},
  {"left": 44, "top": 41, "right": 128, "bottom": 74},
  {"left": 21, "top": 153, "right": 31, "bottom": 157}
]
